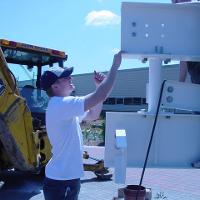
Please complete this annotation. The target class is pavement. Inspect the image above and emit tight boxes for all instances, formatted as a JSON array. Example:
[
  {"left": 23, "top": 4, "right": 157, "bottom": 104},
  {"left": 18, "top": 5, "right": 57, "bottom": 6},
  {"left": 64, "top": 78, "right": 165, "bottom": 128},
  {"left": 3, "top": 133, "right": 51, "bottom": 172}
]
[{"left": 0, "top": 146, "right": 200, "bottom": 200}]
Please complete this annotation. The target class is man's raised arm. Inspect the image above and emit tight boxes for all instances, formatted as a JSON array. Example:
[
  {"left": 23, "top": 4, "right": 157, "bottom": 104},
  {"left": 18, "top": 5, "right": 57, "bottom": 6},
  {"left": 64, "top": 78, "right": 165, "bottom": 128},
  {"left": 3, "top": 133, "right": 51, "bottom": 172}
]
[{"left": 84, "top": 51, "right": 122, "bottom": 111}]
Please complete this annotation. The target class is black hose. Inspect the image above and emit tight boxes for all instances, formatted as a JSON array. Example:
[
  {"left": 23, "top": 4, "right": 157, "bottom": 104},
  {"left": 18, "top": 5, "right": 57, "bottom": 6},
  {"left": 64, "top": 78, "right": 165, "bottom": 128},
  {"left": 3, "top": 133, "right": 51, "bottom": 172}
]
[{"left": 136, "top": 80, "right": 167, "bottom": 200}]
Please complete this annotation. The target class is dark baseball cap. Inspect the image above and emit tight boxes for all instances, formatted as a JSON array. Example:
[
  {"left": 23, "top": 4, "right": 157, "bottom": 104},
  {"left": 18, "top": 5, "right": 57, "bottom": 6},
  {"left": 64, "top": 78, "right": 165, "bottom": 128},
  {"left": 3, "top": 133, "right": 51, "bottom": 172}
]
[{"left": 40, "top": 67, "right": 73, "bottom": 91}]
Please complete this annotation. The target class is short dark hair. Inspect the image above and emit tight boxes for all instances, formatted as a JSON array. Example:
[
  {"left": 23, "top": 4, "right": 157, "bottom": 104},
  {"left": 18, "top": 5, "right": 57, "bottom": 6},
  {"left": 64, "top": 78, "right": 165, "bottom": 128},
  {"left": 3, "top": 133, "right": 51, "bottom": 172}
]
[{"left": 46, "top": 87, "right": 55, "bottom": 97}]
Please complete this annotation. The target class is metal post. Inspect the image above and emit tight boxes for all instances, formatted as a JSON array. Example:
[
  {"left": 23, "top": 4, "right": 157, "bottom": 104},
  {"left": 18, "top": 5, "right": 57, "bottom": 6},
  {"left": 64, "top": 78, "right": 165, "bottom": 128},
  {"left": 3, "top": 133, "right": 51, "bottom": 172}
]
[{"left": 148, "top": 59, "right": 162, "bottom": 113}]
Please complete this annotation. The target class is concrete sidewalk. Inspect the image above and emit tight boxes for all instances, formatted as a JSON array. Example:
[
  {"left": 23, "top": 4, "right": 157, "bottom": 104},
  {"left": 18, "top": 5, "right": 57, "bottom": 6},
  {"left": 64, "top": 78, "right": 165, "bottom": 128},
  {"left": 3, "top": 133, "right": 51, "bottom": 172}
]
[
  {"left": 81, "top": 146, "right": 200, "bottom": 200},
  {"left": 79, "top": 168, "right": 200, "bottom": 200},
  {"left": 0, "top": 146, "right": 199, "bottom": 200}
]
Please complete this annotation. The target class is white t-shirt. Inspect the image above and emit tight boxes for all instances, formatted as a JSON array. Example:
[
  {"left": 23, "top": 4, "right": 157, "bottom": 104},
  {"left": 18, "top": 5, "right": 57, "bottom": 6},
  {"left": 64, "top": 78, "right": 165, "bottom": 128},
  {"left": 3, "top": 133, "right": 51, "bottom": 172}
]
[{"left": 45, "top": 96, "right": 85, "bottom": 180}]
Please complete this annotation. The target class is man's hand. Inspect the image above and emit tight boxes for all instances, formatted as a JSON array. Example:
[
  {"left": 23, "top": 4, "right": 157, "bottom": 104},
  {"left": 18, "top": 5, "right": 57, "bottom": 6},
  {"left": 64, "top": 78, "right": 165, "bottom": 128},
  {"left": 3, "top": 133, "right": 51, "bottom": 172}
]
[
  {"left": 94, "top": 71, "right": 106, "bottom": 87},
  {"left": 112, "top": 51, "right": 123, "bottom": 69}
]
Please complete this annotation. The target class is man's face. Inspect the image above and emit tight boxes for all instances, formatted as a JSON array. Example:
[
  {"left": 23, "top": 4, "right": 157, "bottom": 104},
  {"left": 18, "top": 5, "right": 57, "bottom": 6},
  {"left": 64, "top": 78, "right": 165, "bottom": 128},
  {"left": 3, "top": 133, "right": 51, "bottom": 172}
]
[
  {"left": 52, "top": 76, "right": 75, "bottom": 96},
  {"left": 58, "top": 76, "right": 75, "bottom": 91}
]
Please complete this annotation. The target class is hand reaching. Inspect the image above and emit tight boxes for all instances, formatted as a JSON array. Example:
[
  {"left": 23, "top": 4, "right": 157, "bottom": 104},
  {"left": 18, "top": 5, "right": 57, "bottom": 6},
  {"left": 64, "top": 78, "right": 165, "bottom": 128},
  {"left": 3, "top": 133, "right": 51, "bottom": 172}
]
[{"left": 112, "top": 51, "right": 123, "bottom": 69}]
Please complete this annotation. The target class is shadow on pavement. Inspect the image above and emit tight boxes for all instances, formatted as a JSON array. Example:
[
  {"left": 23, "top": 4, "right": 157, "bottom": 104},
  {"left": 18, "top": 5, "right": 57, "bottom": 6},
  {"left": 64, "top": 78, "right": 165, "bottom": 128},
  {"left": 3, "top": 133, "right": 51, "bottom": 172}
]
[
  {"left": 81, "top": 177, "right": 113, "bottom": 184},
  {"left": 0, "top": 170, "right": 44, "bottom": 200}
]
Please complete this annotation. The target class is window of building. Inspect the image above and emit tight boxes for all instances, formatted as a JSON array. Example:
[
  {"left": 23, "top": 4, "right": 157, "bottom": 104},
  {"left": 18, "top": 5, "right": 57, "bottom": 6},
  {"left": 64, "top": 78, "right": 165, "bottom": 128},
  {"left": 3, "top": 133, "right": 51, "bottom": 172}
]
[
  {"left": 116, "top": 98, "right": 123, "bottom": 104},
  {"left": 124, "top": 98, "right": 133, "bottom": 105},
  {"left": 142, "top": 98, "right": 146, "bottom": 104},
  {"left": 133, "top": 97, "right": 142, "bottom": 105},
  {"left": 104, "top": 97, "right": 146, "bottom": 105},
  {"left": 104, "top": 98, "right": 116, "bottom": 105}
]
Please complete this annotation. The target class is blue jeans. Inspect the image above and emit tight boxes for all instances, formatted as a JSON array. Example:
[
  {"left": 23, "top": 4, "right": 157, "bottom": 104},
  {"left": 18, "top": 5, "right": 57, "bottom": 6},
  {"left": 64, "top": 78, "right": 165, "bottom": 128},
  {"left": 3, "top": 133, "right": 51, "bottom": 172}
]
[{"left": 43, "top": 177, "right": 81, "bottom": 200}]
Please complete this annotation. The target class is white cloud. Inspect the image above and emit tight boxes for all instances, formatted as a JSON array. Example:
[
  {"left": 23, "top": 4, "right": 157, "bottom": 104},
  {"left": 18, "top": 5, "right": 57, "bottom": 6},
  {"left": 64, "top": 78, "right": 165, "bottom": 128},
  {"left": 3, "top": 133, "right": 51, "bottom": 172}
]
[{"left": 85, "top": 10, "right": 120, "bottom": 26}]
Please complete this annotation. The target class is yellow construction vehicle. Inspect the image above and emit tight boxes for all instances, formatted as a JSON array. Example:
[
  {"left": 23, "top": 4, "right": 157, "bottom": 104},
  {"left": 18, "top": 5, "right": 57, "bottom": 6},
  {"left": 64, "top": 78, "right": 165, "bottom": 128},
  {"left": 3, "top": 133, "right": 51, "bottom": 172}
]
[{"left": 0, "top": 39, "right": 112, "bottom": 180}]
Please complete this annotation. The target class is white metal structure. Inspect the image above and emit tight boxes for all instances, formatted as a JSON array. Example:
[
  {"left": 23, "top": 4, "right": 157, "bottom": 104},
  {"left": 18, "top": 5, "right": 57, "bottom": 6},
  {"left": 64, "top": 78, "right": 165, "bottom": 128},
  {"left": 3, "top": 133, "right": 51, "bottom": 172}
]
[
  {"left": 105, "top": 1, "right": 200, "bottom": 183},
  {"left": 121, "top": 2, "right": 200, "bottom": 61},
  {"left": 121, "top": 1, "right": 200, "bottom": 113}
]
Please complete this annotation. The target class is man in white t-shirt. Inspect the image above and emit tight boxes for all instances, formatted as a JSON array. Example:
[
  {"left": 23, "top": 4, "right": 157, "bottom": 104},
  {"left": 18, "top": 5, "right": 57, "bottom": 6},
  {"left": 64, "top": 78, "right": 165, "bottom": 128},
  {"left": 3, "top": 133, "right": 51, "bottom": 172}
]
[{"left": 40, "top": 51, "right": 122, "bottom": 200}]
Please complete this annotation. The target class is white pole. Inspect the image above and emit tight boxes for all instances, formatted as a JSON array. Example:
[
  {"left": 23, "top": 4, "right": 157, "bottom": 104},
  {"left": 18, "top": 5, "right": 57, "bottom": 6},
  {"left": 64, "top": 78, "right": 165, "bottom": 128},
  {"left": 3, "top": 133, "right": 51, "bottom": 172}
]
[{"left": 148, "top": 59, "right": 162, "bottom": 114}]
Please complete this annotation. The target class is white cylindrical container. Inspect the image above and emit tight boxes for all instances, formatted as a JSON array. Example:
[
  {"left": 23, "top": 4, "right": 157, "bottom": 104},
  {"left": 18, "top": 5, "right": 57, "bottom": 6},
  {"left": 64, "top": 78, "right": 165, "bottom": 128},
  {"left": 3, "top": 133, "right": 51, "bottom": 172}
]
[{"left": 148, "top": 59, "right": 162, "bottom": 113}]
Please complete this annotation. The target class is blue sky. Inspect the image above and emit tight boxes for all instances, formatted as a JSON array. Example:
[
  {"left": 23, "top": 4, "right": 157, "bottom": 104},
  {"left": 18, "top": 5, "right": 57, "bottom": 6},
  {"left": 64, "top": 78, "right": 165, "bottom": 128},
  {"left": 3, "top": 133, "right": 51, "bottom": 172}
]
[{"left": 0, "top": 0, "right": 171, "bottom": 80}]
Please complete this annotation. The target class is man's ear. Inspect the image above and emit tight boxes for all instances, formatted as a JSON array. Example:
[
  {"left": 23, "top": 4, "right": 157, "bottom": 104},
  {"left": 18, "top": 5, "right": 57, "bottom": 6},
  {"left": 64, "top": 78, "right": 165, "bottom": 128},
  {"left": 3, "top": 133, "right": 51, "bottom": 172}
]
[{"left": 51, "top": 83, "right": 58, "bottom": 91}]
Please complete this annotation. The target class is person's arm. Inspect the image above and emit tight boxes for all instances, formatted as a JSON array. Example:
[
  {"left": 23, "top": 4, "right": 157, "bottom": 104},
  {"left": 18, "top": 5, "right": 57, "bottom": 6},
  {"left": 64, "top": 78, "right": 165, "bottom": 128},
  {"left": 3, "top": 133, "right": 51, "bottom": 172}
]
[
  {"left": 83, "top": 71, "right": 106, "bottom": 121},
  {"left": 84, "top": 51, "right": 122, "bottom": 112},
  {"left": 83, "top": 103, "right": 103, "bottom": 121},
  {"left": 179, "top": 61, "right": 188, "bottom": 82}
]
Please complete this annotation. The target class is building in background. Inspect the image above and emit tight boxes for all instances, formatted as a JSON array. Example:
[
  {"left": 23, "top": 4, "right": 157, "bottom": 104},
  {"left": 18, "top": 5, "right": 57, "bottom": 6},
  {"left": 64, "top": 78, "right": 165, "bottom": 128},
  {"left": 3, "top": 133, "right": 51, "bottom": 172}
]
[{"left": 18, "top": 64, "right": 180, "bottom": 112}]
